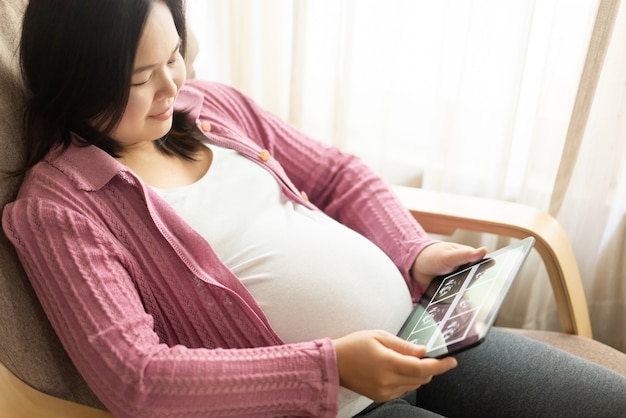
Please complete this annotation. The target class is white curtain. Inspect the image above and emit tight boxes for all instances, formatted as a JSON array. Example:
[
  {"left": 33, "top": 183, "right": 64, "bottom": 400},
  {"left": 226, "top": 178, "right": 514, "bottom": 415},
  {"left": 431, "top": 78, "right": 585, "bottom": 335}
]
[{"left": 186, "top": 0, "right": 626, "bottom": 352}]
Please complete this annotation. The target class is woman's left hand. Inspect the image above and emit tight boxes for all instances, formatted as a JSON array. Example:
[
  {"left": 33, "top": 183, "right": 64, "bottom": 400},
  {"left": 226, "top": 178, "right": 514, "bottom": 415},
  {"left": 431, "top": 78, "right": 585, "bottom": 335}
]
[{"left": 411, "top": 242, "right": 488, "bottom": 290}]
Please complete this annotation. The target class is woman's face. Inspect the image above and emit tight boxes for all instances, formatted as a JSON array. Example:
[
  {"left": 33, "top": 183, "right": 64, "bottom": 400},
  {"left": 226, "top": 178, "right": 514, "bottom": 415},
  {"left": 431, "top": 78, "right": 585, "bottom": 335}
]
[{"left": 109, "top": 1, "right": 186, "bottom": 151}]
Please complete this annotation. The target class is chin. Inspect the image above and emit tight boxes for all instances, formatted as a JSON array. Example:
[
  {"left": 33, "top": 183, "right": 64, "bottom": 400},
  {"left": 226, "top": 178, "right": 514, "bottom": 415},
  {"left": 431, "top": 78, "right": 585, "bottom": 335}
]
[{"left": 152, "top": 122, "right": 174, "bottom": 139}]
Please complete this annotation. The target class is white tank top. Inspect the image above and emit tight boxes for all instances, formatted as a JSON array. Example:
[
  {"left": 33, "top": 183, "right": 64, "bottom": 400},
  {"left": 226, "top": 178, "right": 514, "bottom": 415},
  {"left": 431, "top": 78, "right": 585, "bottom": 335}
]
[{"left": 153, "top": 143, "right": 414, "bottom": 417}]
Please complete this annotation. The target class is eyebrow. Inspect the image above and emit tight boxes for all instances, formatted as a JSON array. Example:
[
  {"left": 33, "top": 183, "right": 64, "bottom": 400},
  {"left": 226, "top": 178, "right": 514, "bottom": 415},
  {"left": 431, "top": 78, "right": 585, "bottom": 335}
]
[{"left": 132, "top": 39, "right": 182, "bottom": 74}]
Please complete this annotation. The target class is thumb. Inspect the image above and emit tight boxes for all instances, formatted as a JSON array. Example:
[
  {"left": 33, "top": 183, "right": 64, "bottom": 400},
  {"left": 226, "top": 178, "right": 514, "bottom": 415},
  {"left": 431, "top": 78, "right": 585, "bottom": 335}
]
[
  {"left": 445, "top": 246, "right": 487, "bottom": 269},
  {"left": 375, "top": 331, "right": 427, "bottom": 358}
]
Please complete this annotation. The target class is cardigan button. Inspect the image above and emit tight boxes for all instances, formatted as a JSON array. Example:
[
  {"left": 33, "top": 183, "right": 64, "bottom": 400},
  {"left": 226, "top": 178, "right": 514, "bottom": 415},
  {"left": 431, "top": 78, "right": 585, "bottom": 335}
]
[
  {"left": 259, "top": 149, "right": 271, "bottom": 162},
  {"left": 200, "top": 121, "right": 212, "bottom": 132},
  {"left": 300, "top": 191, "right": 309, "bottom": 201}
]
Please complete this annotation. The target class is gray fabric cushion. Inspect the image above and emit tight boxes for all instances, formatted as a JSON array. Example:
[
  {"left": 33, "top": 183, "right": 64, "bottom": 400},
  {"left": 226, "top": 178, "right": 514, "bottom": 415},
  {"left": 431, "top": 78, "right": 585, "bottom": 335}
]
[{"left": 0, "top": 0, "right": 105, "bottom": 409}]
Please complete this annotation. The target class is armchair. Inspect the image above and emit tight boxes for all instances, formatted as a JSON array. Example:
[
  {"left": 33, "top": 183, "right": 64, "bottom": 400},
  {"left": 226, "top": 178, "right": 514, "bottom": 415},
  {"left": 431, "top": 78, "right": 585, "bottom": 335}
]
[{"left": 0, "top": 1, "right": 623, "bottom": 417}]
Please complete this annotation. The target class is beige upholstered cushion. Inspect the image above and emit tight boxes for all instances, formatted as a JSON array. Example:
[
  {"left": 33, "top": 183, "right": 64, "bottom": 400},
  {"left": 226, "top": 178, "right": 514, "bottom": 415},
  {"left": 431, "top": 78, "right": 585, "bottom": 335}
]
[
  {"left": 0, "top": 1, "right": 200, "bottom": 410},
  {"left": 0, "top": 0, "right": 105, "bottom": 409}
]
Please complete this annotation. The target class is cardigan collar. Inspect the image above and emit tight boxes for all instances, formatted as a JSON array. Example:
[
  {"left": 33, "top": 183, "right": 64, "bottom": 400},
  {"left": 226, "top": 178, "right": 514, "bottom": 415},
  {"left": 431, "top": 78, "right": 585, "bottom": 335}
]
[{"left": 45, "top": 84, "right": 204, "bottom": 192}]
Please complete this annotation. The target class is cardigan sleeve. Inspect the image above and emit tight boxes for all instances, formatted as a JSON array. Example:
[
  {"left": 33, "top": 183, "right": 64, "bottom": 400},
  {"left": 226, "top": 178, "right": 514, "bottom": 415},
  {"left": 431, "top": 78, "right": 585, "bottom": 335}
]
[
  {"left": 2, "top": 196, "right": 339, "bottom": 418},
  {"left": 194, "top": 81, "right": 438, "bottom": 300}
]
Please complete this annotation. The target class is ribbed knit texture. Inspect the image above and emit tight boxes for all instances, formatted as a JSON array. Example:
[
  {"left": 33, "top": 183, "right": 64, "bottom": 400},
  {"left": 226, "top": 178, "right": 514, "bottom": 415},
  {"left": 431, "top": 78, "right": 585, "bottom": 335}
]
[{"left": 2, "top": 80, "right": 436, "bottom": 417}]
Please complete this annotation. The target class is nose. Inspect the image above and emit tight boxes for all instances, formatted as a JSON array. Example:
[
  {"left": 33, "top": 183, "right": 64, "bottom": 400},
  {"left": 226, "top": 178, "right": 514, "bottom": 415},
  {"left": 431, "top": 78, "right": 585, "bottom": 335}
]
[{"left": 155, "top": 67, "right": 179, "bottom": 100}]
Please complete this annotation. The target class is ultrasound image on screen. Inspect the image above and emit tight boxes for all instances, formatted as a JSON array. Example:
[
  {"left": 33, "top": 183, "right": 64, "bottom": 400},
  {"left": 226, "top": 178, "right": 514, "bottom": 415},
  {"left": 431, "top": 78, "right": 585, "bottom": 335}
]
[{"left": 398, "top": 249, "right": 523, "bottom": 358}]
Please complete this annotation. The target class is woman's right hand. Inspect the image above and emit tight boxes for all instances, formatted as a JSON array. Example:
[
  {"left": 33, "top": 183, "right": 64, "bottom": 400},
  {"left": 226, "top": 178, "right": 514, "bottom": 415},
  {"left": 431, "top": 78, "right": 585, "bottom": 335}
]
[{"left": 332, "top": 330, "right": 457, "bottom": 402}]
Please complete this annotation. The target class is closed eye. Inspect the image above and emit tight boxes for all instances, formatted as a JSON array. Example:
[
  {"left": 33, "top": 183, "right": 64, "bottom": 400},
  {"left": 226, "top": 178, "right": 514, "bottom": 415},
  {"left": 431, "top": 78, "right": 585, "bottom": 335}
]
[
  {"left": 131, "top": 75, "right": 152, "bottom": 87},
  {"left": 131, "top": 38, "right": 181, "bottom": 87}
]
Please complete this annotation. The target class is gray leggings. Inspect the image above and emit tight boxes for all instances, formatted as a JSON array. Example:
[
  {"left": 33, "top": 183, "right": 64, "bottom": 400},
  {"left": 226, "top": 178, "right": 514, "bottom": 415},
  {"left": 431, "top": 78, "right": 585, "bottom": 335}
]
[{"left": 356, "top": 328, "right": 626, "bottom": 417}]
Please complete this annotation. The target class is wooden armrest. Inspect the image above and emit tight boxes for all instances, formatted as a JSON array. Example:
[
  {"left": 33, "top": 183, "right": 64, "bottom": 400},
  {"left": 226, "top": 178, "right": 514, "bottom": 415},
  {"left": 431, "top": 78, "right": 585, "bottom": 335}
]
[
  {"left": 392, "top": 185, "right": 592, "bottom": 338},
  {"left": 0, "top": 360, "right": 113, "bottom": 418}
]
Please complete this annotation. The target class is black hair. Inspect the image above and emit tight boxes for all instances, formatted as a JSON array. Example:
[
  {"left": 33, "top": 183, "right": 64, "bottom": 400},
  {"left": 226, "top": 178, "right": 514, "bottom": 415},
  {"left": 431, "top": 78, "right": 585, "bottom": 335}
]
[{"left": 18, "top": 0, "right": 204, "bottom": 173}]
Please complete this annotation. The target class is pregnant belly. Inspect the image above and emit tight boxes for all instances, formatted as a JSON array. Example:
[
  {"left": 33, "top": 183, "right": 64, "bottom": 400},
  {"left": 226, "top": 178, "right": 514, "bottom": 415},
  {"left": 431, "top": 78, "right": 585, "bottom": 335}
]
[{"left": 223, "top": 206, "right": 414, "bottom": 343}]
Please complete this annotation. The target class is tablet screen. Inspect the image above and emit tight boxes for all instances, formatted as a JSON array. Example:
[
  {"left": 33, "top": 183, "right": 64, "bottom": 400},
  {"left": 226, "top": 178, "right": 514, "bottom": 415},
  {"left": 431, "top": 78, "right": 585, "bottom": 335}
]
[{"left": 398, "top": 237, "right": 534, "bottom": 358}]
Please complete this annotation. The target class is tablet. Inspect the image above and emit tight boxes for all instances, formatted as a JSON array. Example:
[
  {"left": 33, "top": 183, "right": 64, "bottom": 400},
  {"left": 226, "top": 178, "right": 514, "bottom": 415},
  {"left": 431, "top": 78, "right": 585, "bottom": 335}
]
[{"left": 397, "top": 237, "right": 535, "bottom": 358}]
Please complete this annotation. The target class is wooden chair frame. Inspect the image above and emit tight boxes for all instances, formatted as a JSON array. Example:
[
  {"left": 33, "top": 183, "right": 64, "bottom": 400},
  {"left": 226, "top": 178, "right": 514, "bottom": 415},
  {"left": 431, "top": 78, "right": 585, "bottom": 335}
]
[{"left": 393, "top": 186, "right": 592, "bottom": 338}]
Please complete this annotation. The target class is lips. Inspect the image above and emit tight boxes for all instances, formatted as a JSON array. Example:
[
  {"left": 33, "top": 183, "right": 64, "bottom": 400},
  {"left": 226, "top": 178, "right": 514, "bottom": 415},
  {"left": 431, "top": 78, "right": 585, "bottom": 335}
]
[{"left": 150, "top": 105, "right": 174, "bottom": 121}]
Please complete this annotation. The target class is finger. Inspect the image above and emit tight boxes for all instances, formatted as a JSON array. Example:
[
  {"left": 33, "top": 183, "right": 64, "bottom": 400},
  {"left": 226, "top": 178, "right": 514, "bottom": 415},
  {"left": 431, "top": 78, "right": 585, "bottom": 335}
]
[
  {"left": 376, "top": 357, "right": 457, "bottom": 396},
  {"left": 419, "top": 356, "right": 458, "bottom": 375},
  {"left": 395, "top": 355, "right": 458, "bottom": 379}
]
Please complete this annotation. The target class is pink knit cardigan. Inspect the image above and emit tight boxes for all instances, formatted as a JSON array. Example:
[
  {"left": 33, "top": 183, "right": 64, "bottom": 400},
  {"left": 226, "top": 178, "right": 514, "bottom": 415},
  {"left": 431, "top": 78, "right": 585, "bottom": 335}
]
[{"left": 2, "top": 80, "right": 435, "bottom": 417}]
